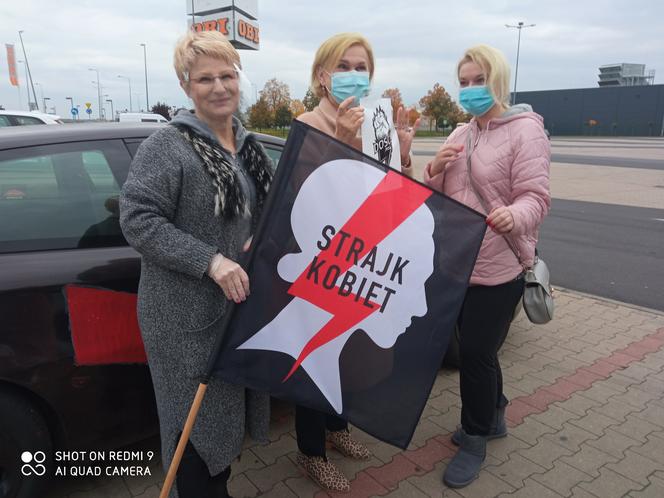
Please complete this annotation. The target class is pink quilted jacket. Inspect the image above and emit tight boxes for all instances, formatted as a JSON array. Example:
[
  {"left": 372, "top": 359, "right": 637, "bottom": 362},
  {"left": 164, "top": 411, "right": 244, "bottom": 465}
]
[{"left": 424, "top": 105, "right": 551, "bottom": 286}]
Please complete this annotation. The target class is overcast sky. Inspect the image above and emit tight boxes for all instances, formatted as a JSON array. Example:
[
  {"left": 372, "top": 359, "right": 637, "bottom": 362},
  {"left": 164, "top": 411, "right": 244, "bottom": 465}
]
[{"left": 1, "top": 0, "right": 662, "bottom": 116}]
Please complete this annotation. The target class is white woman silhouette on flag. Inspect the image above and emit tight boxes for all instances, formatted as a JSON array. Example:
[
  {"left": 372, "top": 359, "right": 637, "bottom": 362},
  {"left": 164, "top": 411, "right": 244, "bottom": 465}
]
[{"left": 237, "top": 158, "right": 434, "bottom": 414}]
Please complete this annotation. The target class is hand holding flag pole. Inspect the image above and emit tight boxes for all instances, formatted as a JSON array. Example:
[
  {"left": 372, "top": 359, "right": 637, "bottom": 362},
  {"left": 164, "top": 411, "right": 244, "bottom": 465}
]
[{"left": 159, "top": 248, "right": 258, "bottom": 497}]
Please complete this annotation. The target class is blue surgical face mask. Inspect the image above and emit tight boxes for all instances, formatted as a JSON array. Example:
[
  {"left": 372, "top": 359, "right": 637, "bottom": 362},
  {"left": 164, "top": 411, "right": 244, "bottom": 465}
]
[
  {"left": 459, "top": 86, "right": 495, "bottom": 116},
  {"left": 329, "top": 70, "right": 371, "bottom": 105}
]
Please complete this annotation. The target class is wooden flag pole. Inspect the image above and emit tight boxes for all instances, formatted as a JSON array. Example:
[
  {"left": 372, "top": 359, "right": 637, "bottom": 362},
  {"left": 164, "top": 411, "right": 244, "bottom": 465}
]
[
  {"left": 159, "top": 382, "right": 208, "bottom": 498},
  {"left": 157, "top": 291, "right": 244, "bottom": 497}
]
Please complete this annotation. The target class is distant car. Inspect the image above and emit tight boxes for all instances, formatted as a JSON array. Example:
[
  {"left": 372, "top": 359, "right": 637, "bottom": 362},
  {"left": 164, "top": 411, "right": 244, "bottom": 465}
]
[
  {"left": 0, "top": 110, "right": 63, "bottom": 127},
  {"left": 117, "top": 112, "right": 168, "bottom": 124},
  {"left": 0, "top": 123, "right": 284, "bottom": 498}
]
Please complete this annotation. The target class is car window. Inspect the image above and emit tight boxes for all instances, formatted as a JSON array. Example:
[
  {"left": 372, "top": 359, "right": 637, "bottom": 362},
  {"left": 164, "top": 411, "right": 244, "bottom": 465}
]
[
  {"left": 83, "top": 151, "right": 120, "bottom": 191},
  {"left": 262, "top": 145, "right": 282, "bottom": 167},
  {"left": 0, "top": 140, "right": 131, "bottom": 253},
  {"left": 14, "top": 115, "right": 45, "bottom": 126},
  {"left": 123, "top": 140, "right": 143, "bottom": 158},
  {"left": 0, "top": 115, "right": 12, "bottom": 127}
]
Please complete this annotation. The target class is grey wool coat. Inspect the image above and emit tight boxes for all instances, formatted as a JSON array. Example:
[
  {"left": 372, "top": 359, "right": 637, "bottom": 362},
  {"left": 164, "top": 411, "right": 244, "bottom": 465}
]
[{"left": 119, "top": 112, "right": 271, "bottom": 492}]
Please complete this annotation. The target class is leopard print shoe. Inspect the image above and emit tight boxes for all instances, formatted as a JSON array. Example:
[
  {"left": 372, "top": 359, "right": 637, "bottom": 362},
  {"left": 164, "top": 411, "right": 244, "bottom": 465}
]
[
  {"left": 296, "top": 453, "right": 350, "bottom": 493},
  {"left": 327, "top": 429, "right": 371, "bottom": 460}
]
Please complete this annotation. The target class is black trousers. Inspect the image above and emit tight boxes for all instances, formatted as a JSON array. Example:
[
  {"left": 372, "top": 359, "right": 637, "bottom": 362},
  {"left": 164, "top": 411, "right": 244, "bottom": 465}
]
[
  {"left": 175, "top": 437, "right": 231, "bottom": 498},
  {"left": 295, "top": 404, "right": 347, "bottom": 457},
  {"left": 458, "top": 276, "right": 524, "bottom": 436}
]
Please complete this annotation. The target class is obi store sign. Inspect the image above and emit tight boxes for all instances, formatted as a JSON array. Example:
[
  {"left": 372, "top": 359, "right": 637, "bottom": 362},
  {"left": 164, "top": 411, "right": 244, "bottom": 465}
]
[{"left": 187, "top": 0, "right": 260, "bottom": 50}]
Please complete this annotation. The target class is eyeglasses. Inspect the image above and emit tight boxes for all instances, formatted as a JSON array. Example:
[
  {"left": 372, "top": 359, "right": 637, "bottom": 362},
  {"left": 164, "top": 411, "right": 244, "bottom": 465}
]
[{"left": 189, "top": 72, "right": 239, "bottom": 88}]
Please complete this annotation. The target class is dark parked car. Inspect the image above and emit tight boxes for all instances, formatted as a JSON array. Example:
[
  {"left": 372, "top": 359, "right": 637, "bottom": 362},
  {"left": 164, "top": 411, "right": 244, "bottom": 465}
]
[{"left": 0, "top": 123, "right": 284, "bottom": 498}]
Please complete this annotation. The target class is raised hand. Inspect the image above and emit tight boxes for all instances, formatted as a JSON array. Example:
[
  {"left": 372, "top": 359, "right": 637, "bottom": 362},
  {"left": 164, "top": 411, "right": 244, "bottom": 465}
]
[
  {"left": 395, "top": 106, "right": 420, "bottom": 164},
  {"left": 335, "top": 96, "right": 364, "bottom": 145},
  {"left": 429, "top": 143, "right": 464, "bottom": 177}
]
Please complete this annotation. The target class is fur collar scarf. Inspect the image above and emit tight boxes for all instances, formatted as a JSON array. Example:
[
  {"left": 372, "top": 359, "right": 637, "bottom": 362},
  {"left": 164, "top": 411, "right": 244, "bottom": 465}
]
[{"left": 174, "top": 124, "right": 273, "bottom": 219}]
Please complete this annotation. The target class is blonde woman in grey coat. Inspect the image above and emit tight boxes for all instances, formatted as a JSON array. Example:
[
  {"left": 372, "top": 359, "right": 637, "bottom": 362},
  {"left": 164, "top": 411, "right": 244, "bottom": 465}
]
[{"left": 120, "top": 30, "right": 273, "bottom": 497}]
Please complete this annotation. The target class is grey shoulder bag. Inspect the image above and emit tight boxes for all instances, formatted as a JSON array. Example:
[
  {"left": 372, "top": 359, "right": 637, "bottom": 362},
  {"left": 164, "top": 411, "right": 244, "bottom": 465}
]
[{"left": 465, "top": 130, "right": 554, "bottom": 324}]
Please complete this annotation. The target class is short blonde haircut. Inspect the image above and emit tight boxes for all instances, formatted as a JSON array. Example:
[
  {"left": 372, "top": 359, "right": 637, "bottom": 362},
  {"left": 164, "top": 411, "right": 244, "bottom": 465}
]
[
  {"left": 310, "top": 33, "right": 375, "bottom": 98},
  {"left": 457, "top": 44, "right": 511, "bottom": 107},
  {"left": 173, "top": 30, "right": 241, "bottom": 82}
]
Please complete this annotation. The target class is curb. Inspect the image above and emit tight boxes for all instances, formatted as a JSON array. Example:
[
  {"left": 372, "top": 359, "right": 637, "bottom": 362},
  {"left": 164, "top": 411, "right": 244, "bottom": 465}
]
[{"left": 553, "top": 286, "right": 664, "bottom": 317}]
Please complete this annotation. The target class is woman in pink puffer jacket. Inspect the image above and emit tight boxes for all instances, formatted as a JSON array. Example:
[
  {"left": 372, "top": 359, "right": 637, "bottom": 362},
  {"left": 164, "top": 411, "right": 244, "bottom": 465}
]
[{"left": 423, "top": 44, "right": 550, "bottom": 489}]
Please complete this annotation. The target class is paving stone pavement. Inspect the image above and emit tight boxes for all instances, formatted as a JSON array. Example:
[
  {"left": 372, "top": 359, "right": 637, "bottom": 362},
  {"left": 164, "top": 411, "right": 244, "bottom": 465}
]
[{"left": 44, "top": 288, "right": 664, "bottom": 497}]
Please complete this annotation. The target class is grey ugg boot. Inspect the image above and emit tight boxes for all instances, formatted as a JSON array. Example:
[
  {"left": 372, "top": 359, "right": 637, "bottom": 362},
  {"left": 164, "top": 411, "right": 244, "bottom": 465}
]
[
  {"left": 443, "top": 429, "right": 487, "bottom": 488},
  {"left": 451, "top": 404, "right": 507, "bottom": 446}
]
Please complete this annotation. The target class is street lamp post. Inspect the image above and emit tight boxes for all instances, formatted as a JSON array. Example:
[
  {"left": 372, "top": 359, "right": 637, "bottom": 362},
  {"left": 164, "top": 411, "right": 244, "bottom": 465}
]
[
  {"left": 89, "top": 67, "right": 103, "bottom": 120},
  {"left": 92, "top": 81, "right": 106, "bottom": 119},
  {"left": 505, "top": 21, "right": 535, "bottom": 105},
  {"left": 17, "top": 60, "right": 29, "bottom": 110},
  {"left": 34, "top": 82, "right": 44, "bottom": 112},
  {"left": 106, "top": 98, "right": 115, "bottom": 121},
  {"left": 17, "top": 30, "right": 38, "bottom": 111},
  {"left": 13, "top": 61, "right": 22, "bottom": 110},
  {"left": 118, "top": 75, "right": 132, "bottom": 112},
  {"left": 140, "top": 43, "right": 150, "bottom": 111}
]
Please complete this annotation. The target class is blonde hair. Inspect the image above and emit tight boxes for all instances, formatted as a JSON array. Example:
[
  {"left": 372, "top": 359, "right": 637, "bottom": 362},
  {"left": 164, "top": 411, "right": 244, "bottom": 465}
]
[
  {"left": 173, "top": 30, "right": 241, "bottom": 82},
  {"left": 457, "top": 44, "right": 511, "bottom": 107},
  {"left": 310, "top": 33, "right": 375, "bottom": 98}
]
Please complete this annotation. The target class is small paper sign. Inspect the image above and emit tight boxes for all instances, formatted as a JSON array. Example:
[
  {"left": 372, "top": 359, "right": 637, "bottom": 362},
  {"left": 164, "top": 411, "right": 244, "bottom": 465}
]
[{"left": 361, "top": 97, "right": 401, "bottom": 170}]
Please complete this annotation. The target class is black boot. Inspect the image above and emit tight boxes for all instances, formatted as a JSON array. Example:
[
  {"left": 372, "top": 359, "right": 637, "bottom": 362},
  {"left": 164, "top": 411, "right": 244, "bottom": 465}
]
[
  {"left": 451, "top": 403, "right": 507, "bottom": 445},
  {"left": 443, "top": 429, "right": 487, "bottom": 488}
]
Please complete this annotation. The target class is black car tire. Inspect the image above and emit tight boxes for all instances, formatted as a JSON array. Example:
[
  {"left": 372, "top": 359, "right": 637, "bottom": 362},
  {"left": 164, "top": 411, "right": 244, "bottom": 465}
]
[{"left": 0, "top": 392, "right": 52, "bottom": 498}]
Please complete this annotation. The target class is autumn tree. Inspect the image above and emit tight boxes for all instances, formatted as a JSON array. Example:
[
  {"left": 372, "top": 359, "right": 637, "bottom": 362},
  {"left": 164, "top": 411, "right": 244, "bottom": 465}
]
[
  {"left": 302, "top": 88, "right": 320, "bottom": 111},
  {"left": 248, "top": 97, "right": 272, "bottom": 130},
  {"left": 275, "top": 104, "right": 293, "bottom": 128},
  {"left": 260, "top": 78, "right": 291, "bottom": 119},
  {"left": 290, "top": 99, "right": 306, "bottom": 118},
  {"left": 448, "top": 107, "right": 472, "bottom": 128},
  {"left": 382, "top": 88, "right": 403, "bottom": 120},
  {"left": 407, "top": 107, "right": 421, "bottom": 127},
  {"left": 419, "top": 83, "right": 457, "bottom": 131}
]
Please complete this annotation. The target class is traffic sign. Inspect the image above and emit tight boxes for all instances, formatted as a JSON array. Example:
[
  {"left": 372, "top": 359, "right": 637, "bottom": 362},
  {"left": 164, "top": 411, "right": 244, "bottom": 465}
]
[
  {"left": 71, "top": 108, "right": 79, "bottom": 116},
  {"left": 85, "top": 102, "right": 92, "bottom": 109},
  {"left": 85, "top": 108, "right": 93, "bottom": 115}
]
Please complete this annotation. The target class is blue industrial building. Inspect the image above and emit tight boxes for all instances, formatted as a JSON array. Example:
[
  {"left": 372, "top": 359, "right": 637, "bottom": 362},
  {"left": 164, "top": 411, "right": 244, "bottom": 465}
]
[{"left": 514, "top": 84, "right": 664, "bottom": 136}]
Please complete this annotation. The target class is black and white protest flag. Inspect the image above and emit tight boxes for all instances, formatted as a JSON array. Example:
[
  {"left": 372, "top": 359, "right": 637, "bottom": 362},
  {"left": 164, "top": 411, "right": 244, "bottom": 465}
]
[{"left": 210, "top": 120, "right": 486, "bottom": 449}]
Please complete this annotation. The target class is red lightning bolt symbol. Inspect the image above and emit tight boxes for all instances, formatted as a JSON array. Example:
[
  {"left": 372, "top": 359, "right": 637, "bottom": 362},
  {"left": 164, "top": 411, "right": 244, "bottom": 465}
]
[{"left": 282, "top": 170, "right": 432, "bottom": 382}]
